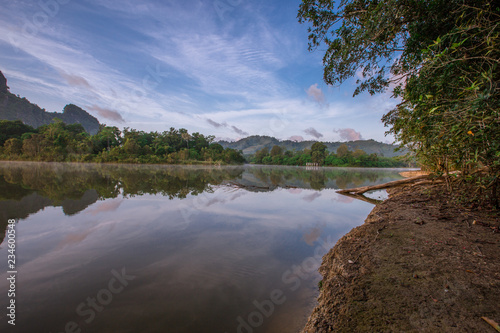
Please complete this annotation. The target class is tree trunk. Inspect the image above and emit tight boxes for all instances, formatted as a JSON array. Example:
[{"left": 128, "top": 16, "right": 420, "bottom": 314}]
[{"left": 336, "top": 174, "right": 431, "bottom": 195}]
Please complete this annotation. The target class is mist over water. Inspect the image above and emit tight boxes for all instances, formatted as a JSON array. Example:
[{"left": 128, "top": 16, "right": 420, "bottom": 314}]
[{"left": 0, "top": 162, "right": 405, "bottom": 332}]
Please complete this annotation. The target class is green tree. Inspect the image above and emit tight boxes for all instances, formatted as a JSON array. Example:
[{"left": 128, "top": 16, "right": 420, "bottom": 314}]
[
  {"left": 384, "top": 4, "right": 499, "bottom": 170},
  {"left": 191, "top": 132, "right": 213, "bottom": 151},
  {"left": 123, "top": 138, "right": 141, "bottom": 156},
  {"left": 22, "top": 134, "right": 45, "bottom": 158},
  {"left": 298, "top": 0, "right": 466, "bottom": 96},
  {"left": 262, "top": 156, "right": 272, "bottom": 164},
  {"left": 299, "top": 0, "right": 499, "bottom": 205},
  {"left": 311, "top": 142, "right": 327, "bottom": 164},
  {"left": 223, "top": 149, "right": 245, "bottom": 164},
  {"left": 92, "top": 125, "right": 122, "bottom": 153},
  {"left": 336, "top": 144, "right": 350, "bottom": 158},
  {"left": 254, "top": 147, "right": 269, "bottom": 164},
  {"left": 4, "top": 138, "right": 23, "bottom": 156},
  {"left": 180, "top": 129, "right": 192, "bottom": 149},
  {"left": 270, "top": 145, "right": 283, "bottom": 157},
  {"left": 0, "top": 120, "right": 36, "bottom": 146},
  {"left": 209, "top": 143, "right": 224, "bottom": 154},
  {"left": 353, "top": 149, "right": 367, "bottom": 158}
]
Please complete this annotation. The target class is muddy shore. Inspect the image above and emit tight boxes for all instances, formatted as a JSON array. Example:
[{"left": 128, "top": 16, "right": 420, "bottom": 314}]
[{"left": 302, "top": 183, "right": 500, "bottom": 332}]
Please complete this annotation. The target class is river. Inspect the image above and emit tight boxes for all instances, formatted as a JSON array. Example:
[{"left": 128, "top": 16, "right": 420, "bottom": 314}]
[{"left": 0, "top": 161, "right": 407, "bottom": 333}]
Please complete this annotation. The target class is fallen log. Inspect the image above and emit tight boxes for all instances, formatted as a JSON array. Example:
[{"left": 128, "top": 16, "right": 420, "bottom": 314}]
[
  {"left": 410, "top": 179, "right": 445, "bottom": 187},
  {"left": 337, "top": 192, "right": 384, "bottom": 205},
  {"left": 336, "top": 174, "right": 431, "bottom": 195}
]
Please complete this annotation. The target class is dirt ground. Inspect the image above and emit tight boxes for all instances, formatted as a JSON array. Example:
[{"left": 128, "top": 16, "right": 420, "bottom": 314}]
[{"left": 302, "top": 183, "right": 500, "bottom": 332}]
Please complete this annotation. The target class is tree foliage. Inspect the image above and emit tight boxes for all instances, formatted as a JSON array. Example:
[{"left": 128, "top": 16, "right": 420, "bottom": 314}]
[
  {"left": 249, "top": 144, "right": 408, "bottom": 168},
  {"left": 384, "top": 4, "right": 500, "bottom": 172},
  {"left": 299, "top": 0, "right": 500, "bottom": 207},
  {"left": 298, "top": 0, "right": 466, "bottom": 96},
  {"left": 0, "top": 120, "right": 245, "bottom": 165},
  {"left": 0, "top": 120, "right": 36, "bottom": 145},
  {"left": 311, "top": 141, "right": 328, "bottom": 164}
]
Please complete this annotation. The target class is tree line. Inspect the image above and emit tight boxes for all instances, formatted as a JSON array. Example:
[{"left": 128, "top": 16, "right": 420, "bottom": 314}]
[
  {"left": 0, "top": 120, "right": 245, "bottom": 164},
  {"left": 249, "top": 142, "right": 410, "bottom": 167}
]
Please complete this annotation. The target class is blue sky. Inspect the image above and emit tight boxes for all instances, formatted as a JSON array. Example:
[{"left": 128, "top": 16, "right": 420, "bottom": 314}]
[{"left": 0, "top": 0, "right": 397, "bottom": 142}]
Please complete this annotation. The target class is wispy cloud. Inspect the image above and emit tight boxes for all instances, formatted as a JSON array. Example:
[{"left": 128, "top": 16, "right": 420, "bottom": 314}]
[
  {"left": 231, "top": 125, "right": 248, "bottom": 136},
  {"left": 87, "top": 105, "right": 125, "bottom": 123},
  {"left": 205, "top": 118, "right": 247, "bottom": 136},
  {"left": 0, "top": 0, "right": 397, "bottom": 142},
  {"left": 58, "top": 70, "right": 92, "bottom": 90},
  {"left": 206, "top": 118, "right": 227, "bottom": 128},
  {"left": 150, "top": 34, "right": 284, "bottom": 102},
  {"left": 304, "top": 127, "right": 323, "bottom": 139},
  {"left": 0, "top": 21, "right": 193, "bottom": 126}
]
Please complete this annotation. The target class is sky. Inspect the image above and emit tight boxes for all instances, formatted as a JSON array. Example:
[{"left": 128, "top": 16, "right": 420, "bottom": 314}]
[{"left": 0, "top": 0, "right": 398, "bottom": 143}]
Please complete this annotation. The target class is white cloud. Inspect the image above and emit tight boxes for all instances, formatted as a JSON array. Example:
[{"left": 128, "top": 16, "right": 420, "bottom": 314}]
[
  {"left": 0, "top": 0, "right": 399, "bottom": 142},
  {"left": 0, "top": 22, "right": 193, "bottom": 127}
]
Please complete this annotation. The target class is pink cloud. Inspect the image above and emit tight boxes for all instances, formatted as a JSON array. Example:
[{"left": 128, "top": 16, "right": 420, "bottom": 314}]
[
  {"left": 306, "top": 83, "right": 325, "bottom": 105},
  {"left": 59, "top": 71, "right": 92, "bottom": 89},
  {"left": 86, "top": 200, "right": 124, "bottom": 216},
  {"left": 334, "top": 128, "right": 363, "bottom": 141},
  {"left": 289, "top": 135, "right": 304, "bottom": 142},
  {"left": 87, "top": 105, "right": 125, "bottom": 123}
]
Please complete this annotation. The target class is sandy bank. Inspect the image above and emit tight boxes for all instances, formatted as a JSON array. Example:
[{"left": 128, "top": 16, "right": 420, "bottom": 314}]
[{"left": 302, "top": 184, "right": 499, "bottom": 332}]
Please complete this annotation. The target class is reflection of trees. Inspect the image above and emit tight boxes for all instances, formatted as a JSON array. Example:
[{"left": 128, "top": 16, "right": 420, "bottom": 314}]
[
  {"left": 0, "top": 163, "right": 246, "bottom": 203},
  {"left": 0, "top": 162, "right": 404, "bottom": 244},
  {"left": 242, "top": 166, "right": 403, "bottom": 190},
  {"left": 0, "top": 163, "right": 403, "bottom": 207},
  {"left": 310, "top": 170, "right": 326, "bottom": 190},
  {"left": 0, "top": 162, "right": 246, "bottom": 244}
]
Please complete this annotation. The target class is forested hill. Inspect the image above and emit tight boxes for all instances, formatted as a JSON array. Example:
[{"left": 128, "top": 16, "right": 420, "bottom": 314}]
[
  {"left": 218, "top": 135, "right": 403, "bottom": 157},
  {"left": 0, "top": 71, "right": 100, "bottom": 134}
]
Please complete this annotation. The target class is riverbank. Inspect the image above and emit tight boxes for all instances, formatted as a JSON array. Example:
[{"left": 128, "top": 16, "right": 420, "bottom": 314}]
[{"left": 302, "top": 183, "right": 500, "bottom": 332}]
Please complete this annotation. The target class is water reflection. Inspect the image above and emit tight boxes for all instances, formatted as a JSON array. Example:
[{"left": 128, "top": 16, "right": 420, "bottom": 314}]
[{"left": 0, "top": 162, "right": 405, "bottom": 333}]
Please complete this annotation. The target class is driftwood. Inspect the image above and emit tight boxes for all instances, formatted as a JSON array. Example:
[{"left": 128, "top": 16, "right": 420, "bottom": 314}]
[
  {"left": 338, "top": 167, "right": 491, "bottom": 203},
  {"left": 410, "top": 179, "right": 445, "bottom": 187},
  {"left": 337, "top": 174, "right": 432, "bottom": 195},
  {"left": 338, "top": 192, "right": 384, "bottom": 205},
  {"left": 482, "top": 316, "right": 500, "bottom": 332}
]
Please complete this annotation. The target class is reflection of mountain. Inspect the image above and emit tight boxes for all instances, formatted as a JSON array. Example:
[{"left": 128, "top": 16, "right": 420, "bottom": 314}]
[
  {"left": 0, "top": 162, "right": 405, "bottom": 244},
  {"left": 0, "top": 193, "right": 51, "bottom": 244},
  {"left": 0, "top": 162, "right": 247, "bottom": 243},
  {"left": 0, "top": 189, "right": 100, "bottom": 244}
]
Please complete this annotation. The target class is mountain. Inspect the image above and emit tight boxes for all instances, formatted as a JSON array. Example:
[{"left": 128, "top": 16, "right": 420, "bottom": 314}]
[
  {"left": 218, "top": 135, "right": 404, "bottom": 157},
  {"left": 0, "top": 70, "right": 100, "bottom": 134}
]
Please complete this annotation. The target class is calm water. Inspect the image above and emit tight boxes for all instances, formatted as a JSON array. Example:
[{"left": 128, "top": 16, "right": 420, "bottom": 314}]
[{"left": 0, "top": 162, "right": 406, "bottom": 333}]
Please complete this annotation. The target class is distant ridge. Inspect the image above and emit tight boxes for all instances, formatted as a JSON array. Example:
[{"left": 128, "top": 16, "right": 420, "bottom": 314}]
[
  {"left": 0, "top": 70, "right": 100, "bottom": 134},
  {"left": 218, "top": 135, "right": 403, "bottom": 157}
]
